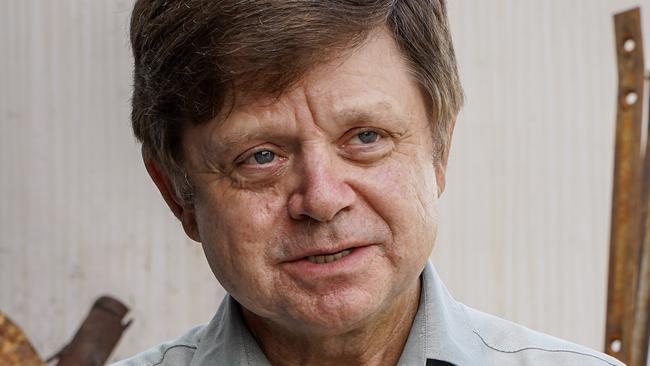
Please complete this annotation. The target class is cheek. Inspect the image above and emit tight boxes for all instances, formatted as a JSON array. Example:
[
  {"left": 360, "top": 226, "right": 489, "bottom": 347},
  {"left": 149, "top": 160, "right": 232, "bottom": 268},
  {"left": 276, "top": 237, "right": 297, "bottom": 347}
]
[
  {"left": 350, "top": 154, "right": 439, "bottom": 254},
  {"left": 372, "top": 154, "right": 438, "bottom": 217},
  {"left": 194, "top": 188, "right": 283, "bottom": 289},
  {"left": 404, "top": 155, "right": 440, "bottom": 252}
]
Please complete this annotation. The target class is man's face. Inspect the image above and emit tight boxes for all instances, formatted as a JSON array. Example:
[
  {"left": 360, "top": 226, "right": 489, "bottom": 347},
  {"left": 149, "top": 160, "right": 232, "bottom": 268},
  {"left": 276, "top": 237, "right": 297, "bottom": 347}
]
[{"left": 180, "top": 29, "right": 444, "bottom": 334}]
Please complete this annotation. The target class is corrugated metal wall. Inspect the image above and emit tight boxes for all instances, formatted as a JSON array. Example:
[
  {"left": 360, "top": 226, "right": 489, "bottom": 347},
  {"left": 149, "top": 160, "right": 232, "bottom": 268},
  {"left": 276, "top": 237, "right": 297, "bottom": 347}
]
[{"left": 1, "top": 1, "right": 649, "bottom": 363}]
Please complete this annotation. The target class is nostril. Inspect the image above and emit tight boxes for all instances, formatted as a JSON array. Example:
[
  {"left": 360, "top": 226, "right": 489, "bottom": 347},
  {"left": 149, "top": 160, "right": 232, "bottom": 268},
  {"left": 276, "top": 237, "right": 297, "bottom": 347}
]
[
  {"left": 287, "top": 193, "right": 306, "bottom": 221},
  {"left": 287, "top": 160, "right": 356, "bottom": 222}
]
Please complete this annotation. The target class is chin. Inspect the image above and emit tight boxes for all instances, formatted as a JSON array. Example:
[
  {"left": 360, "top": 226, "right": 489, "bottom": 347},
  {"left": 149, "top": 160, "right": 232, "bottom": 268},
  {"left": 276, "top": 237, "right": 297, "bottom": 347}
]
[{"left": 283, "top": 288, "right": 385, "bottom": 336}]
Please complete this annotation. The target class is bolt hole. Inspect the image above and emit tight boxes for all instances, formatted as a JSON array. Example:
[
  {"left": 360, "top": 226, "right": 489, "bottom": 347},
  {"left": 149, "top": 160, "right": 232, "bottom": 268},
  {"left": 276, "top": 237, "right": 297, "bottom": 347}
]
[
  {"left": 610, "top": 339, "right": 622, "bottom": 353},
  {"left": 623, "top": 38, "right": 636, "bottom": 53},
  {"left": 625, "top": 91, "right": 638, "bottom": 106}
]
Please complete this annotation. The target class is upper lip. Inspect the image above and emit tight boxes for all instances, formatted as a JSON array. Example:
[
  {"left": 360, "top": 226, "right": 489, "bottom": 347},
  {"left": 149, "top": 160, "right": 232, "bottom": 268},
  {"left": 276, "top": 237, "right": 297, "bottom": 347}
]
[{"left": 284, "top": 243, "right": 371, "bottom": 262}]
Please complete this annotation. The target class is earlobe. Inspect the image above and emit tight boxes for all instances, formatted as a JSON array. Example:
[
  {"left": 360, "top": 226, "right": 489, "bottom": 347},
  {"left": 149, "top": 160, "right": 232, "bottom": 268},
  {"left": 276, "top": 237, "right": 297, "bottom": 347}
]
[
  {"left": 142, "top": 148, "right": 201, "bottom": 242},
  {"left": 179, "top": 209, "right": 201, "bottom": 243},
  {"left": 435, "top": 115, "right": 456, "bottom": 197},
  {"left": 435, "top": 162, "right": 446, "bottom": 197}
]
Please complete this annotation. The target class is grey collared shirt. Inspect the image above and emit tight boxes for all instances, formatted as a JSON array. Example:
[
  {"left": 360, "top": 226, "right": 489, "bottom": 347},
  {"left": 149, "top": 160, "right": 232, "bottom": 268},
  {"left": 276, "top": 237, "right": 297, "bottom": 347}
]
[{"left": 114, "top": 262, "right": 625, "bottom": 365}]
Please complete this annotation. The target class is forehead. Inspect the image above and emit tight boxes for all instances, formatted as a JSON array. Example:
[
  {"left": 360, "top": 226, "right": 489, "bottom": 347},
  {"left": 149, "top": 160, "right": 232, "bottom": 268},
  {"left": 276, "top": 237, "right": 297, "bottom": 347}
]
[{"left": 185, "top": 28, "right": 428, "bottom": 150}]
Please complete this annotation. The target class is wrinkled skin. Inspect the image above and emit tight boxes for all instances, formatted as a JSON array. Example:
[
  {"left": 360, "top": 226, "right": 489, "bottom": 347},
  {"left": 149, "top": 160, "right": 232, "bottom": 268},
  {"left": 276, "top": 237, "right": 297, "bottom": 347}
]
[{"left": 146, "top": 28, "right": 453, "bottom": 365}]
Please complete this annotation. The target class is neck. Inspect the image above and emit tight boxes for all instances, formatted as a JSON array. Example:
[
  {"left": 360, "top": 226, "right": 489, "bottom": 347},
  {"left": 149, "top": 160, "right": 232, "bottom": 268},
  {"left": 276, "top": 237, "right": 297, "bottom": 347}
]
[{"left": 242, "top": 279, "right": 421, "bottom": 366}]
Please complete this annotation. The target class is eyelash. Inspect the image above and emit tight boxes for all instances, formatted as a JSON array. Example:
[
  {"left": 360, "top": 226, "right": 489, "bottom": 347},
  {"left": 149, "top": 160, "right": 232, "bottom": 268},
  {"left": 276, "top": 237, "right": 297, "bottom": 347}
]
[
  {"left": 350, "top": 129, "right": 381, "bottom": 144},
  {"left": 342, "top": 128, "right": 388, "bottom": 147},
  {"left": 236, "top": 147, "right": 280, "bottom": 166},
  {"left": 234, "top": 128, "right": 388, "bottom": 167}
]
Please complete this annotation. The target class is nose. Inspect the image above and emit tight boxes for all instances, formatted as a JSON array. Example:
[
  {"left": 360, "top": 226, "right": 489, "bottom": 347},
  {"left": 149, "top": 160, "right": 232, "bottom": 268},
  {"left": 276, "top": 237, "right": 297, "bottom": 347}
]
[{"left": 287, "top": 148, "right": 355, "bottom": 222}]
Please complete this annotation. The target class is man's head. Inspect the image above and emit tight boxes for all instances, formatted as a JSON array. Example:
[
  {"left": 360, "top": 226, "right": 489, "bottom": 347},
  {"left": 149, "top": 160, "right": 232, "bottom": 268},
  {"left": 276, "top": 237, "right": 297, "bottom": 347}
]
[
  {"left": 130, "top": 0, "right": 462, "bottom": 198},
  {"left": 130, "top": 0, "right": 462, "bottom": 335}
]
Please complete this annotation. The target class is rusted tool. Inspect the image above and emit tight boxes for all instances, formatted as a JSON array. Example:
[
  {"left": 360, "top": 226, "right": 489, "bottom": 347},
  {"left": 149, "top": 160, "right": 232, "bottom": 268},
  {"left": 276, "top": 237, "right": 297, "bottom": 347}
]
[
  {"left": 605, "top": 7, "right": 650, "bottom": 366},
  {"left": 49, "top": 296, "right": 132, "bottom": 366},
  {"left": 0, "top": 312, "right": 46, "bottom": 366}
]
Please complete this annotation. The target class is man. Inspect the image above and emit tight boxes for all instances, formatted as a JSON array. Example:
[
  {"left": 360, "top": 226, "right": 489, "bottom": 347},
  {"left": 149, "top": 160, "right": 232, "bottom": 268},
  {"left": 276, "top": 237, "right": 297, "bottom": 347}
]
[{"left": 117, "top": 1, "right": 623, "bottom": 365}]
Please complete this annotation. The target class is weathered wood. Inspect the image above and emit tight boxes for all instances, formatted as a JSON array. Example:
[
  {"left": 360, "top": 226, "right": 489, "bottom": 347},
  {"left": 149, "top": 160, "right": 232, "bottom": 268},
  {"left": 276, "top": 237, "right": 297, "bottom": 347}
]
[{"left": 606, "top": 7, "right": 646, "bottom": 365}]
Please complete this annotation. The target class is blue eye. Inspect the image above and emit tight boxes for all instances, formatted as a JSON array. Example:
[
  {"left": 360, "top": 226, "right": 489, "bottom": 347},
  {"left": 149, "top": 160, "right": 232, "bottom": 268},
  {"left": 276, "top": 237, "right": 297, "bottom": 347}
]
[
  {"left": 253, "top": 150, "right": 275, "bottom": 164},
  {"left": 357, "top": 131, "right": 379, "bottom": 144}
]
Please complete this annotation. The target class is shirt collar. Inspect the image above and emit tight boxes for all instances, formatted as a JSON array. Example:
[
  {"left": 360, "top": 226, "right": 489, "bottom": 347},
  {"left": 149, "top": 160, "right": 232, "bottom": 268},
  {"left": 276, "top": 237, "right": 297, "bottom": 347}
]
[
  {"left": 398, "top": 261, "right": 484, "bottom": 365},
  {"left": 191, "top": 261, "right": 482, "bottom": 366},
  {"left": 190, "top": 295, "right": 269, "bottom": 366}
]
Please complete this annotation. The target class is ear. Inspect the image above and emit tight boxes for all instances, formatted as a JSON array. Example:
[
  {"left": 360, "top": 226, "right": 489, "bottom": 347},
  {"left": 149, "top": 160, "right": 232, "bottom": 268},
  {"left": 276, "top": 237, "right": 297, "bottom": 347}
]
[
  {"left": 142, "top": 148, "right": 201, "bottom": 242},
  {"left": 435, "top": 116, "right": 457, "bottom": 197}
]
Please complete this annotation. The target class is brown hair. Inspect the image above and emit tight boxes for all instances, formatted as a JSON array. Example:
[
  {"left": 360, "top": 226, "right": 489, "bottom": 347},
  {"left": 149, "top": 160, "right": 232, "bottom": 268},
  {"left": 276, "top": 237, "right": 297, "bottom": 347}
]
[{"left": 130, "top": 0, "right": 463, "bottom": 198}]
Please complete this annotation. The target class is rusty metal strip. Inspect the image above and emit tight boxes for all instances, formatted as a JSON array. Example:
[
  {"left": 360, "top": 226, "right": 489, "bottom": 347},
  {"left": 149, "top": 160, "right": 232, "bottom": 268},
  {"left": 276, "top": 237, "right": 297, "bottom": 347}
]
[
  {"left": 635, "top": 201, "right": 650, "bottom": 366},
  {"left": 50, "top": 296, "right": 131, "bottom": 366},
  {"left": 606, "top": 7, "right": 646, "bottom": 365},
  {"left": 633, "top": 42, "right": 650, "bottom": 366}
]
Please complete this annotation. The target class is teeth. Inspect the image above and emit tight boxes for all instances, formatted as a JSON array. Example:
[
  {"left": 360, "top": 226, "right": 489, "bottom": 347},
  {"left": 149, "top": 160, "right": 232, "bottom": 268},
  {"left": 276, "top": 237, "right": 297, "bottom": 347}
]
[{"left": 307, "top": 249, "right": 352, "bottom": 264}]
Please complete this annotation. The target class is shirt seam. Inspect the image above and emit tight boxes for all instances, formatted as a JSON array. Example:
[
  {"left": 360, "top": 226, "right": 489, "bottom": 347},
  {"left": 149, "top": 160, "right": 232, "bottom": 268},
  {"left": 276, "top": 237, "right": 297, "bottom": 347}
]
[
  {"left": 243, "top": 332, "right": 253, "bottom": 366},
  {"left": 472, "top": 330, "right": 619, "bottom": 366},
  {"left": 144, "top": 344, "right": 198, "bottom": 366},
  {"left": 235, "top": 298, "right": 255, "bottom": 366},
  {"left": 423, "top": 279, "right": 430, "bottom": 358}
]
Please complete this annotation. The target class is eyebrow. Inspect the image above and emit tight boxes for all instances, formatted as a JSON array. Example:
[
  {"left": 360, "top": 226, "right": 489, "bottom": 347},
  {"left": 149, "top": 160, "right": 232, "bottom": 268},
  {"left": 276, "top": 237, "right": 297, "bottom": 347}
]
[
  {"left": 334, "top": 102, "right": 411, "bottom": 135},
  {"left": 337, "top": 107, "right": 398, "bottom": 128},
  {"left": 202, "top": 100, "right": 408, "bottom": 161}
]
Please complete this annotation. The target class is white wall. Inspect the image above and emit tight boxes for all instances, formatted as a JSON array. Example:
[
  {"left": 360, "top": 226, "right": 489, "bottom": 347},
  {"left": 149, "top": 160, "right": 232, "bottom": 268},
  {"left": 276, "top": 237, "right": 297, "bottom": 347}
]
[{"left": 1, "top": 1, "right": 649, "bottom": 363}]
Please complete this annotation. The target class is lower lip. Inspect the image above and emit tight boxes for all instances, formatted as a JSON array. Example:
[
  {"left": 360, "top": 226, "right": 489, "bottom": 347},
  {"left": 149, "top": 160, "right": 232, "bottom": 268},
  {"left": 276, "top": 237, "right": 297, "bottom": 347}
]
[{"left": 282, "top": 245, "right": 375, "bottom": 280}]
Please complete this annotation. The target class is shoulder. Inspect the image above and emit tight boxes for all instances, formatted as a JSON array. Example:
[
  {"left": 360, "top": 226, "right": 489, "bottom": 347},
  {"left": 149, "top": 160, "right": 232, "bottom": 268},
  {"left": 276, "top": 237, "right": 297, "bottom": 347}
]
[
  {"left": 461, "top": 305, "right": 625, "bottom": 366},
  {"left": 111, "top": 324, "right": 205, "bottom": 366}
]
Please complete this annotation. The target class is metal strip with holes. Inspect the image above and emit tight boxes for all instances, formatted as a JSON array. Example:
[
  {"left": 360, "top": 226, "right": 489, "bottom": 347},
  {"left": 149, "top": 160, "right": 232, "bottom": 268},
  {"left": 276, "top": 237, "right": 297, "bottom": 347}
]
[{"left": 605, "top": 7, "right": 646, "bottom": 366}]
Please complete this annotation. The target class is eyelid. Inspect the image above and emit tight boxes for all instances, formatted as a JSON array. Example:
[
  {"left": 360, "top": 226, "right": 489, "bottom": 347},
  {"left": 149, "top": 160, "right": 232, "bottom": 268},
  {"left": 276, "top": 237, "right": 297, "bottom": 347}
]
[
  {"left": 235, "top": 145, "right": 282, "bottom": 166},
  {"left": 337, "top": 128, "right": 394, "bottom": 166},
  {"left": 342, "top": 127, "right": 386, "bottom": 146}
]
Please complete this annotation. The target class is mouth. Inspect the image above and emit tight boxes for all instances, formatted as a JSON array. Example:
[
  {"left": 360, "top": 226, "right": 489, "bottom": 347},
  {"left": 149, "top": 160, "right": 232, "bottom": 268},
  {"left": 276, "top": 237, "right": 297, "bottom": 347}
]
[
  {"left": 282, "top": 244, "right": 374, "bottom": 281},
  {"left": 306, "top": 249, "right": 353, "bottom": 264},
  {"left": 282, "top": 243, "right": 377, "bottom": 282}
]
